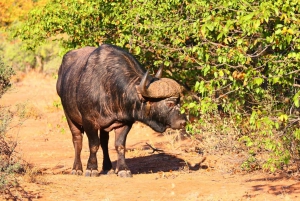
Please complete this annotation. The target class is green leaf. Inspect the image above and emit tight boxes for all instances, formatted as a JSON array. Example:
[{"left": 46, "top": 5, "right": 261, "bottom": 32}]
[
  {"left": 194, "top": 81, "right": 200, "bottom": 91},
  {"left": 293, "top": 91, "right": 300, "bottom": 108},
  {"left": 243, "top": 13, "right": 254, "bottom": 21},
  {"left": 237, "top": 39, "right": 243, "bottom": 46},
  {"left": 253, "top": 77, "right": 264, "bottom": 86},
  {"left": 219, "top": 70, "right": 224, "bottom": 77},
  {"left": 278, "top": 114, "right": 288, "bottom": 122},
  {"left": 294, "top": 129, "right": 300, "bottom": 140},
  {"left": 164, "top": 60, "right": 170, "bottom": 66}
]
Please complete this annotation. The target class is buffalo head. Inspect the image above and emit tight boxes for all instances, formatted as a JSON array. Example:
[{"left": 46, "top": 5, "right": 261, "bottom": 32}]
[{"left": 136, "top": 67, "right": 187, "bottom": 132}]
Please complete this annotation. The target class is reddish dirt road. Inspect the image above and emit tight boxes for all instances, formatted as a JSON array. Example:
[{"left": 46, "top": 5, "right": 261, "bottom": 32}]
[{"left": 1, "top": 72, "right": 299, "bottom": 201}]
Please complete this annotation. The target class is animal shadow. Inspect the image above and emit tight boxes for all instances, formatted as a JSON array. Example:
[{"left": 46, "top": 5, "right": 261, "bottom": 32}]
[{"left": 112, "top": 153, "right": 200, "bottom": 174}]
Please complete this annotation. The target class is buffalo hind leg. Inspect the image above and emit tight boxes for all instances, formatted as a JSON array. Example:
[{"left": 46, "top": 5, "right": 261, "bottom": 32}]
[
  {"left": 84, "top": 121, "right": 100, "bottom": 177},
  {"left": 65, "top": 113, "right": 84, "bottom": 175},
  {"left": 100, "top": 130, "right": 114, "bottom": 174},
  {"left": 114, "top": 124, "right": 132, "bottom": 177}
]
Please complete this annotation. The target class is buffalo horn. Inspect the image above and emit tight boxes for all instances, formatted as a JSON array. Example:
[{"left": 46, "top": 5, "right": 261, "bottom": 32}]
[
  {"left": 139, "top": 70, "right": 149, "bottom": 96},
  {"left": 154, "top": 65, "right": 163, "bottom": 78}
]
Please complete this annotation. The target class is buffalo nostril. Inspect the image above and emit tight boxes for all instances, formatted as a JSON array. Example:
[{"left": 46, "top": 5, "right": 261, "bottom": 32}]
[{"left": 180, "top": 121, "right": 187, "bottom": 128}]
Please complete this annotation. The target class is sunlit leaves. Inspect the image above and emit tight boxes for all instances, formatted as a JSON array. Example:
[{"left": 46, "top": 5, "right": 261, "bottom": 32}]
[
  {"left": 293, "top": 91, "right": 300, "bottom": 107},
  {"left": 0, "top": 0, "right": 33, "bottom": 27}
]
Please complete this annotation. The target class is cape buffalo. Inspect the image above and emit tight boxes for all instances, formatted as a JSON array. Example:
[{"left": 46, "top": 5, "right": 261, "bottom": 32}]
[{"left": 56, "top": 44, "right": 186, "bottom": 177}]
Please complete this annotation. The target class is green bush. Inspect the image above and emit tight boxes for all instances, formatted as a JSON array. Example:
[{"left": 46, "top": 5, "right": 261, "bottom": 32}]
[
  {"left": 0, "top": 57, "right": 21, "bottom": 191},
  {"left": 15, "top": 0, "right": 300, "bottom": 172},
  {"left": 0, "top": 32, "right": 61, "bottom": 73},
  {"left": 0, "top": 57, "right": 14, "bottom": 98}
]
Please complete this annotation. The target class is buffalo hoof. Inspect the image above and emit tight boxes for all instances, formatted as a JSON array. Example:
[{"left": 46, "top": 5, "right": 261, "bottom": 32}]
[
  {"left": 71, "top": 170, "right": 83, "bottom": 176},
  {"left": 117, "top": 170, "right": 132, "bottom": 178},
  {"left": 85, "top": 170, "right": 99, "bottom": 177},
  {"left": 101, "top": 169, "right": 115, "bottom": 175}
]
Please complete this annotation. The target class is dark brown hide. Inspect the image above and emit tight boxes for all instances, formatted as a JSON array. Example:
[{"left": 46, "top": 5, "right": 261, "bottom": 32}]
[{"left": 56, "top": 44, "right": 186, "bottom": 177}]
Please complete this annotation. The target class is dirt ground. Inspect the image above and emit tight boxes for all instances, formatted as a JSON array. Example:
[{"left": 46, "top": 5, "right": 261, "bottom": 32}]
[{"left": 0, "top": 72, "right": 299, "bottom": 201}]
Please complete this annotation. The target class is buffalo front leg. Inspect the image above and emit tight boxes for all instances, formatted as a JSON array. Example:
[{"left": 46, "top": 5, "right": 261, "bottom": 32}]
[
  {"left": 114, "top": 124, "right": 132, "bottom": 177},
  {"left": 65, "top": 114, "right": 84, "bottom": 175},
  {"left": 84, "top": 121, "right": 100, "bottom": 177},
  {"left": 100, "top": 130, "right": 114, "bottom": 174}
]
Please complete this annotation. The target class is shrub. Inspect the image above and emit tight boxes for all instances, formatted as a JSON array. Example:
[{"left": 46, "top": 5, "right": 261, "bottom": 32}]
[
  {"left": 0, "top": 34, "right": 61, "bottom": 73},
  {"left": 0, "top": 57, "right": 14, "bottom": 98},
  {"left": 0, "top": 107, "right": 23, "bottom": 191},
  {"left": 0, "top": 57, "right": 21, "bottom": 191}
]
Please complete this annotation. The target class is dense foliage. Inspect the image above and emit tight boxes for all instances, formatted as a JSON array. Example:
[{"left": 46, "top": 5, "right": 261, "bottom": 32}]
[
  {"left": 0, "top": 0, "right": 59, "bottom": 73},
  {"left": 15, "top": 0, "right": 300, "bottom": 171},
  {"left": 0, "top": 0, "right": 33, "bottom": 27},
  {"left": 0, "top": 57, "right": 14, "bottom": 98},
  {"left": 0, "top": 0, "right": 48, "bottom": 27},
  {"left": 0, "top": 36, "right": 61, "bottom": 73}
]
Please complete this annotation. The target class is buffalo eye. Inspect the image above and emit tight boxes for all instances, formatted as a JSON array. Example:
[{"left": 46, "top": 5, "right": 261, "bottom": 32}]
[
  {"left": 165, "top": 98, "right": 178, "bottom": 108},
  {"left": 166, "top": 101, "right": 176, "bottom": 108}
]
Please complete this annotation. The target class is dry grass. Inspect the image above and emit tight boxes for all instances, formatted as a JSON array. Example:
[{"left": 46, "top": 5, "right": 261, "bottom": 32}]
[
  {"left": 126, "top": 147, "right": 148, "bottom": 158},
  {"left": 15, "top": 103, "right": 43, "bottom": 120},
  {"left": 22, "top": 165, "right": 49, "bottom": 185},
  {"left": 162, "top": 129, "right": 184, "bottom": 151},
  {"left": 22, "top": 166, "right": 40, "bottom": 184},
  {"left": 10, "top": 72, "right": 26, "bottom": 84}
]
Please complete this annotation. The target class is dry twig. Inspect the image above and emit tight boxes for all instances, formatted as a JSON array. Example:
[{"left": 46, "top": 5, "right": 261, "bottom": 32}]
[{"left": 145, "top": 142, "right": 164, "bottom": 154}]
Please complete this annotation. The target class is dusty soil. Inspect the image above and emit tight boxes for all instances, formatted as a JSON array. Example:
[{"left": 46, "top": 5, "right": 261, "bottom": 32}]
[{"left": 0, "top": 72, "right": 299, "bottom": 201}]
